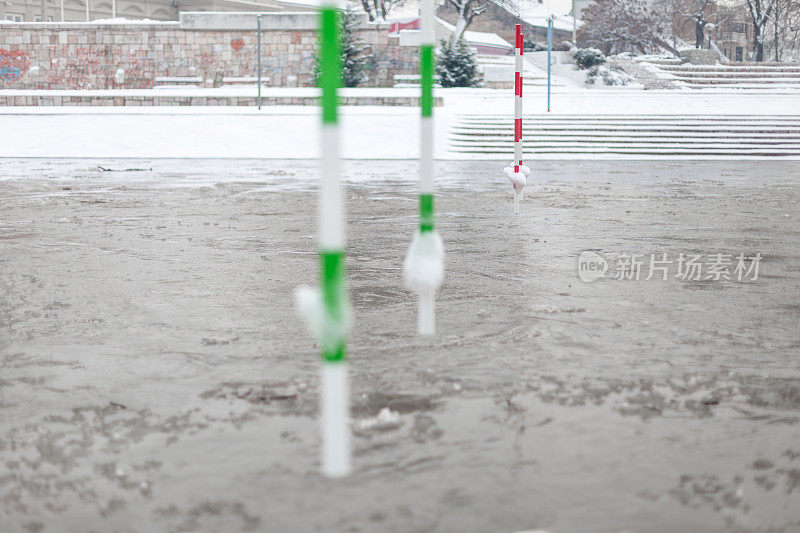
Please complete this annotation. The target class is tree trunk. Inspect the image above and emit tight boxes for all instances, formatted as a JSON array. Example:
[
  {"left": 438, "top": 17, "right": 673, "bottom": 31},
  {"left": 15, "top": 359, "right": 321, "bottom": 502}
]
[
  {"left": 454, "top": 8, "right": 467, "bottom": 41},
  {"left": 754, "top": 28, "right": 765, "bottom": 61},
  {"left": 360, "top": 0, "right": 375, "bottom": 20},
  {"left": 774, "top": 0, "right": 780, "bottom": 61}
]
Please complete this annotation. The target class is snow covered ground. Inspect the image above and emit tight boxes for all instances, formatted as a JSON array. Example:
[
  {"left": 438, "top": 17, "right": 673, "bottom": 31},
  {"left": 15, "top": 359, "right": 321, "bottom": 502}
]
[{"left": 1, "top": 87, "right": 799, "bottom": 159}]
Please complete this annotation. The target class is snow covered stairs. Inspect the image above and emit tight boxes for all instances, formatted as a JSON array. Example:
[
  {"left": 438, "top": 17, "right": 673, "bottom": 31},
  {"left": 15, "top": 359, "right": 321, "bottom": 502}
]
[
  {"left": 651, "top": 64, "right": 800, "bottom": 89},
  {"left": 448, "top": 114, "right": 800, "bottom": 157},
  {"left": 476, "top": 54, "right": 566, "bottom": 88}
]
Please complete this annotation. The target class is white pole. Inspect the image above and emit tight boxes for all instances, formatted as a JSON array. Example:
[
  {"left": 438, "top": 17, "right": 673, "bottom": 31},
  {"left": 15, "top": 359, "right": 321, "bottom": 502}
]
[
  {"left": 572, "top": 0, "right": 577, "bottom": 44},
  {"left": 61, "top": 0, "right": 64, "bottom": 21},
  {"left": 321, "top": 362, "right": 350, "bottom": 477},
  {"left": 318, "top": 2, "right": 350, "bottom": 478},
  {"left": 418, "top": 293, "right": 435, "bottom": 335},
  {"left": 112, "top": 0, "right": 116, "bottom": 18},
  {"left": 85, "top": 0, "right": 89, "bottom": 22},
  {"left": 403, "top": 0, "right": 444, "bottom": 336}
]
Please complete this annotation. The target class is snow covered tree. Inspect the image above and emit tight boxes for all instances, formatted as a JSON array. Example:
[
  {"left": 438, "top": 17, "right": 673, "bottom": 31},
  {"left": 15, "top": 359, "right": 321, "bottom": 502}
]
[
  {"left": 765, "top": 0, "right": 800, "bottom": 60},
  {"left": 445, "top": 0, "right": 517, "bottom": 41},
  {"left": 316, "top": 7, "right": 373, "bottom": 87},
  {"left": 778, "top": 0, "right": 800, "bottom": 60},
  {"left": 436, "top": 37, "right": 484, "bottom": 87},
  {"left": 579, "top": 0, "right": 664, "bottom": 54},
  {"left": 675, "top": 0, "right": 713, "bottom": 48},
  {"left": 358, "top": 0, "right": 407, "bottom": 21},
  {"left": 745, "top": 0, "right": 778, "bottom": 61},
  {"left": 340, "top": 7, "right": 373, "bottom": 86}
]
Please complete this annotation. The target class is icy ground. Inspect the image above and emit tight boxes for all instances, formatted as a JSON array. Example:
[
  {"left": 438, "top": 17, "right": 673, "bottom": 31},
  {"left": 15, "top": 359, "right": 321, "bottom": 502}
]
[{"left": 1, "top": 159, "right": 800, "bottom": 533}]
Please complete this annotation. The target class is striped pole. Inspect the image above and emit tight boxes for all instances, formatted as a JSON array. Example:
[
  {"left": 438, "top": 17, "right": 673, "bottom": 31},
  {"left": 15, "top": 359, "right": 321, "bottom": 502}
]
[
  {"left": 514, "top": 23, "right": 523, "bottom": 213},
  {"left": 419, "top": 0, "right": 434, "bottom": 236},
  {"left": 318, "top": 1, "right": 351, "bottom": 478},
  {"left": 503, "top": 24, "right": 529, "bottom": 214},
  {"left": 547, "top": 17, "right": 552, "bottom": 113},
  {"left": 514, "top": 23, "right": 523, "bottom": 174},
  {"left": 403, "top": 0, "right": 444, "bottom": 335}
]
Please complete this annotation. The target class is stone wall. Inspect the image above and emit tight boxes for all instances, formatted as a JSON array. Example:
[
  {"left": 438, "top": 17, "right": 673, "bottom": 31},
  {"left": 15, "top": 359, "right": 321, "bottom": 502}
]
[
  {"left": 0, "top": 93, "right": 441, "bottom": 106},
  {"left": 0, "top": 20, "right": 417, "bottom": 90},
  {"left": 679, "top": 49, "right": 718, "bottom": 65}
]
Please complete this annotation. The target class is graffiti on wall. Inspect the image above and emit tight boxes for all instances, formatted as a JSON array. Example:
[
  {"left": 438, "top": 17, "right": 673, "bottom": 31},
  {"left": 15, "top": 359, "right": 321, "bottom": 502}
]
[
  {"left": 0, "top": 28, "right": 416, "bottom": 89},
  {"left": 40, "top": 46, "right": 156, "bottom": 89},
  {"left": 0, "top": 49, "right": 30, "bottom": 84}
]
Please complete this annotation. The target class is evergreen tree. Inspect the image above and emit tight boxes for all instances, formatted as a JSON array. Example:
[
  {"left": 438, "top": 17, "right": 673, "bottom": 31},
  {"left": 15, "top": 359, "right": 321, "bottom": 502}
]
[
  {"left": 436, "top": 37, "right": 483, "bottom": 88},
  {"left": 315, "top": 7, "right": 372, "bottom": 87},
  {"left": 340, "top": 7, "right": 372, "bottom": 87}
]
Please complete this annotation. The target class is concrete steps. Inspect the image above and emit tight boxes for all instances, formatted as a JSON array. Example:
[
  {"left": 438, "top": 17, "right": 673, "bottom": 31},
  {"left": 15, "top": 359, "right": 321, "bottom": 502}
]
[
  {"left": 646, "top": 63, "right": 800, "bottom": 89},
  {"left": 448, "top": 114, "right": 800, "bottom": 156}
]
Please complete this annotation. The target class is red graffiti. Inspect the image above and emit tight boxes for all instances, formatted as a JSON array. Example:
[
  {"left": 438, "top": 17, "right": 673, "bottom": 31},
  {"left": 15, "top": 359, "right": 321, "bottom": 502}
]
[
  {"left": 0, "top": 49, "right": 31, "bottom": 84},
  {"left": 37, "top": 45, "right": 156, "bottom": 89},
  {"left": 231, "top": 39, "right": 244, "bottom": 51},
  {"left": 389, "top": 18, "right": 419, "bottom": 35}
]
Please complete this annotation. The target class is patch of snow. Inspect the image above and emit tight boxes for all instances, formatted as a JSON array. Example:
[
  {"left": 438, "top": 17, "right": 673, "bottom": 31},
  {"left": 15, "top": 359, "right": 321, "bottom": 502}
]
[
  {"left": 356, "top": 408, "right": 402, "bottom": 431},
  {"left": 404, "top": 230, "right": 444, "bottom": 295}
]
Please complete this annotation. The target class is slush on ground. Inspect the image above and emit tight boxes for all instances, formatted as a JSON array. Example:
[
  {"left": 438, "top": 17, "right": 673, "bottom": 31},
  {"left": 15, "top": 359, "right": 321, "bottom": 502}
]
[{"left": 1, "top": 159, "right": 799, "bottom": 532}]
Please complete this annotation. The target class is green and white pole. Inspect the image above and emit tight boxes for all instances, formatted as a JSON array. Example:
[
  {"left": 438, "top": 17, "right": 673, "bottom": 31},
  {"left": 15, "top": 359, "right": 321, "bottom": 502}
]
[
  {"left": 296, "top": 0, "right": 352, "bottom": 478},
  {"left": 403, "top": 0, "right": 444, "bottom": 335}
]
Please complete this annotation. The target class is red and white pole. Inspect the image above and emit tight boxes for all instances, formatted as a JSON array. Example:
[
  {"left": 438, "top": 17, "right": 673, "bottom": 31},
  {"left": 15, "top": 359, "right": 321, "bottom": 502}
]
[
  {"left": 504, "top": 23, "right": 530, "bottom": 215},
  {"left": 514, "top": 23, "right": 523, "bottom": 175}
]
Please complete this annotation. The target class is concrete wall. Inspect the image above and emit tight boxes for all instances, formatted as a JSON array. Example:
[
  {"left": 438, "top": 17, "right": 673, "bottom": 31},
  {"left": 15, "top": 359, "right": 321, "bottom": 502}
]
[{"left": 0, "top": 16, "right": 417, "bottom": 89}]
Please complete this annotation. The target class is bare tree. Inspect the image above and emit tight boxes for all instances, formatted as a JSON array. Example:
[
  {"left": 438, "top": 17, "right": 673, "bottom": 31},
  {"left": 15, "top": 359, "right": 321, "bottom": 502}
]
[
  {"left": 445, "top": 0, "right": 516, "bottom": 41},
  {"left": 579, "top": 0, "right": 664, "bottom": 54},
  {"left": 745, "top": 0, "right": 777, "bottom": 60},
  {"left": 676, "top": 0, "right": 713, "bottom": 48},
  {"left": 358, "top": 0, "right": 407, "bottom": 21},
  {"left": 781, "top": 0, "right": 800, "bottom": 59},
  {"left": 765, "top": 0, "right": 800, "bottom": 60}
]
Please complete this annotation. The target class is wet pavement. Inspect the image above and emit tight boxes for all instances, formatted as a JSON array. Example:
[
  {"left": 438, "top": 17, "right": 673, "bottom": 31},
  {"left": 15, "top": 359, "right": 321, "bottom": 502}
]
[{"left": 1, "top": 159, "right": 799, "bottom": 533}]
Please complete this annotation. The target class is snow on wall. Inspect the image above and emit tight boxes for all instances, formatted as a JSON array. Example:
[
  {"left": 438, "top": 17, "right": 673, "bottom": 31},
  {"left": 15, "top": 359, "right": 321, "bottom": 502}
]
[{"left": 0, "top": 21, "right": 418, "bottom": 90}]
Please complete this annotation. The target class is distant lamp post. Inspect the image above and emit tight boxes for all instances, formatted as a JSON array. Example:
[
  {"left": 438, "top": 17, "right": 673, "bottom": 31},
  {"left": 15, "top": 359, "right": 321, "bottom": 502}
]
[
  {"left": 571, "top": 0, "right": 577, "bottom": 45},
  {"left": 257, "top": 14, "right": 262, "bottom": 110},
  {"left": 706, "top": 22, "right": 715, "bottom": 50},
  {"left": 547, "top": 15, "right": 552, "bottom": 112}
]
